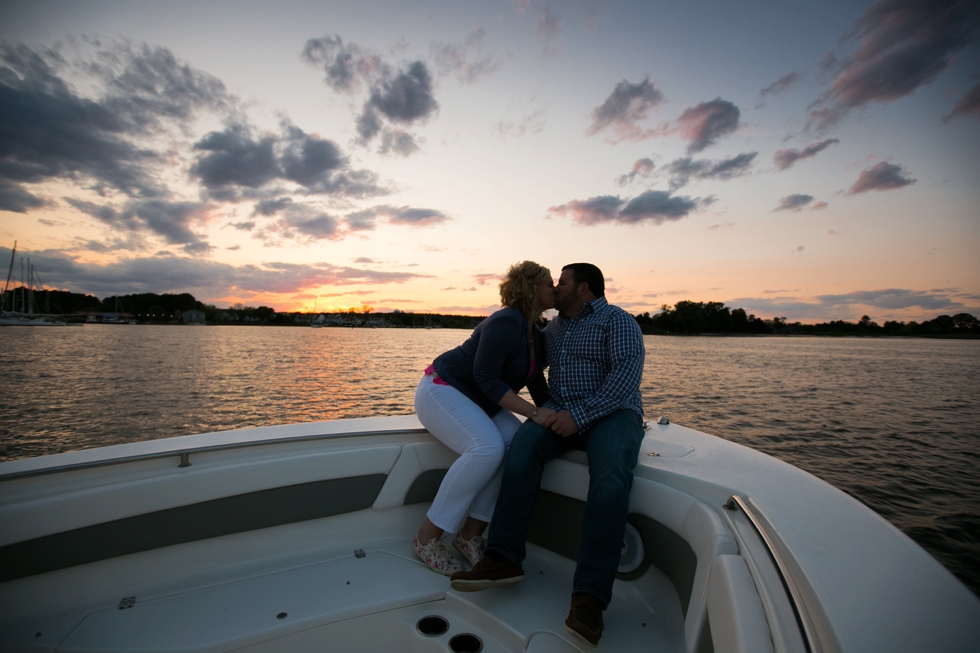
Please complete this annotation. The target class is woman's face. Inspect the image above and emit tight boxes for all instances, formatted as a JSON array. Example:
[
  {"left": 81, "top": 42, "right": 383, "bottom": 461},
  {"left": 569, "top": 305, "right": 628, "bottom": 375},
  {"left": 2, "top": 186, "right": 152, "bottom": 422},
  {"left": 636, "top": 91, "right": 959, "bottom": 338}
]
[{"left": 536, "top": 277, "right": 556, "bottom": 311}]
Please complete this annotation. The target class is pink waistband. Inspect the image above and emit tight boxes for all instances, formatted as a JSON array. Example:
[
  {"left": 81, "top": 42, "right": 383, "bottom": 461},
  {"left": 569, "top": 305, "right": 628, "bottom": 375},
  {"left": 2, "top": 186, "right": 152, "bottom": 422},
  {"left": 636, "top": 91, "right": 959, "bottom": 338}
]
[{"left": 424, "top": 363, "right": 451, "bottom": 386}]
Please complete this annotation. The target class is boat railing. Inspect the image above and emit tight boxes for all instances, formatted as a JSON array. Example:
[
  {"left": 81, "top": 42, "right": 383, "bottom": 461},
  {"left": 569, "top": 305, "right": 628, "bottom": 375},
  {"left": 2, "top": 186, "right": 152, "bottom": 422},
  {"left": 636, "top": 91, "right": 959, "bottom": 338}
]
[
  {"left": 0, "top": 425, "right": 431, "bottom": 482},
  {"left": 724, "top": 494, "right": 822, "bottom": 653}
]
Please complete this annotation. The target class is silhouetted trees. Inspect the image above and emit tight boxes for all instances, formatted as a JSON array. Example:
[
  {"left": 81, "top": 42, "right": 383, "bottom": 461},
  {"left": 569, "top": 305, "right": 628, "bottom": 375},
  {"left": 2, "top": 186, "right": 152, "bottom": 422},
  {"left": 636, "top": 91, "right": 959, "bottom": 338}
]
[{"left": 632, "top": 302, "right": 980, "bottom": 337}]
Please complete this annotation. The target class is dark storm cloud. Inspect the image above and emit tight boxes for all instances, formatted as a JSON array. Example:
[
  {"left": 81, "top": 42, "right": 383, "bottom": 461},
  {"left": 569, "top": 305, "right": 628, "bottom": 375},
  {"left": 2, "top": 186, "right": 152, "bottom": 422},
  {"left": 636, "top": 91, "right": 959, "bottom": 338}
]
[
  {"left": 758, "top": 71, "right": 804, "bottom": 101},
  {"left": 67, "top": 197, "right": 212, "bottom": 254},
  {"left": 675, "top": 99, "right": 740, "bottom": 153},
  {"left": 191, "top": 122, "right": 385, "bottom": 198},
  {"left": 616, "top": 158, "right": 655, "bottom": 186},
  {"left": 773, "top": 138, "right": 840, "bottom": 170},
  {"left": 663, "top": 152, "right": 757, "bottom": 190},
  {"left": 431, "top": 28, "right": 501, "bottom": 84},
  {"left": 774, "top": 194, "right": 814, "bottom": 212},
  {"left": 18, "top": 249, "right": 428, "bottom": 299},
  {"left": 942, "top": 83, "right": 980, "bottom": 123},
  {"left": 549, "top": 190, "right": 709, "bottom": 226},
  {"left": 846, "top": 162, "right": 916, "bottom": 194},
  {"left": 587, "top": 77, "right": 665, "bottom": 140},
  {"left": 807, "top": 0, "right": 980, "bottom": 132}
]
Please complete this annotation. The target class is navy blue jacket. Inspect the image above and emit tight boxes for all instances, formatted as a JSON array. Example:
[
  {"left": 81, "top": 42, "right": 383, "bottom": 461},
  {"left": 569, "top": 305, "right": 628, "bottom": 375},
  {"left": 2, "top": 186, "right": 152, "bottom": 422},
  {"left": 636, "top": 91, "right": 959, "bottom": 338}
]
[{"left": 433, "top": 307, "right": 550, "bottom": 417}]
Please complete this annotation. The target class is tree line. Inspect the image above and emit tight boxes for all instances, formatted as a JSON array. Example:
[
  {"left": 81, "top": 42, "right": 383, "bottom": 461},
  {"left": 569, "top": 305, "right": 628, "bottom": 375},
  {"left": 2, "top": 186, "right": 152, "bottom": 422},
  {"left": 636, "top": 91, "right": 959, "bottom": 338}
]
[
  {"left": 633, "top": 300, "right": 980, "bottom": 336},
  {"left": 5, "top": 289, "right": 977, "bottom": 336}
]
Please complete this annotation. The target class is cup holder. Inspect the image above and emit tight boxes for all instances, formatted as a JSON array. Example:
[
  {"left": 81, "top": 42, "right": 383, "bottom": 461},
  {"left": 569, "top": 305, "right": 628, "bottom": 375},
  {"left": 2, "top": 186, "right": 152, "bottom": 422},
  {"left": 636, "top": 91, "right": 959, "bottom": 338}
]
[
  {"left": 416, "top": 615, "right": 449, "bottom": 637},
  {"left": 449, "top": 633, "right": 483, "bottom": 653}
]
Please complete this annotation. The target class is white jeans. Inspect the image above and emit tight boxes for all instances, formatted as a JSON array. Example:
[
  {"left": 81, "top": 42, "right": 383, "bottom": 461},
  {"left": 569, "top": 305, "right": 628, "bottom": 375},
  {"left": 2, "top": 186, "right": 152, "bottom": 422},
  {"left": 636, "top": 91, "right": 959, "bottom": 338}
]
[{"left": 414, "top": 374, "right": 521, "bottom": 534}]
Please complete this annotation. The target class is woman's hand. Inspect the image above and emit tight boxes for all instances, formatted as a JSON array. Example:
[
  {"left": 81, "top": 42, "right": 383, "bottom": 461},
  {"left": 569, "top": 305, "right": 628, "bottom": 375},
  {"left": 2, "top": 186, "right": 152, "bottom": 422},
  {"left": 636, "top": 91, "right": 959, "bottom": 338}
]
[{"left": 531, "top": 406, "right": 557, "bottom": 426}]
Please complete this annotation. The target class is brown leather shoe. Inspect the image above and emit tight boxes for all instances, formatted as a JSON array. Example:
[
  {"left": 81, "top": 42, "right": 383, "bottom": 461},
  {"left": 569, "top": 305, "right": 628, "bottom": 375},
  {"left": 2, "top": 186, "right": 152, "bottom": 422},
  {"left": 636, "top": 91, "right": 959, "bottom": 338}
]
[
  {"left": 449, "top": 553, "right": 524, "bottom": 592},
  {"left": 564, "top": 593, "right": 604, "bottom": 648}
]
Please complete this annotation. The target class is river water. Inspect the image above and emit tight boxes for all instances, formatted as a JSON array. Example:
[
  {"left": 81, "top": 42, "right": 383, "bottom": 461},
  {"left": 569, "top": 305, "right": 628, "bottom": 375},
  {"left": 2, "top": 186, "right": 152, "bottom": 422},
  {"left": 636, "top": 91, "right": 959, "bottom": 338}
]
[{"left": 1, "top": 325, "right": 978, "bottom": 596}]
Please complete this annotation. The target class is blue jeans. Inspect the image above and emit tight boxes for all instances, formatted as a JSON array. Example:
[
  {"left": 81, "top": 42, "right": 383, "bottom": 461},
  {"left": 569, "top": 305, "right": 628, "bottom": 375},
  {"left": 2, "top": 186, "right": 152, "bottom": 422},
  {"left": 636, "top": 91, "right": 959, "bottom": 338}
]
[{"left": 486, "top": 409, "right": 644, "bottom": 607}]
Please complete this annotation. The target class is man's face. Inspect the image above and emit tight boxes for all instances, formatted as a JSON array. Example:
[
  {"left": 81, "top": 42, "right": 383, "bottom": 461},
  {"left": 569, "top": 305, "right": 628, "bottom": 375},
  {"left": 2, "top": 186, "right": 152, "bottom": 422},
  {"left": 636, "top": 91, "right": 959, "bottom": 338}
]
[{"left": 555, "top": 269, "right": 579, "bottom": 315}]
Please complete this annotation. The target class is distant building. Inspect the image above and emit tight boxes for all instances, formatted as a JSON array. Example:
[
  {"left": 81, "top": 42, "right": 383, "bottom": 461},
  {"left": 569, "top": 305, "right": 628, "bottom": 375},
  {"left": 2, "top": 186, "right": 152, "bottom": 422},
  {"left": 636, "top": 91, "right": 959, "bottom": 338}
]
[{"left": 181, "top": 309, "right": 206, "bottom": 325}]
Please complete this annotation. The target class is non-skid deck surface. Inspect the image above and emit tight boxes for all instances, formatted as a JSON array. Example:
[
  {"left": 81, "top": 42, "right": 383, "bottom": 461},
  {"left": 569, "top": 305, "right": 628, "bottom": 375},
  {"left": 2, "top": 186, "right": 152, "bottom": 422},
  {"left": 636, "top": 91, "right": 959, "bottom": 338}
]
[{"left": 55, "top": 538, "right": 685, "bottom": 652}]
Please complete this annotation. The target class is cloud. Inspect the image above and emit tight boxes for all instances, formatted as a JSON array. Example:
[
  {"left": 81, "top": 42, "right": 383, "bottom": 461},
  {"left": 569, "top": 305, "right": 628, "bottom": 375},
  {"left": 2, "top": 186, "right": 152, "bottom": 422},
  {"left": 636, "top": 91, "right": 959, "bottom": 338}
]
[
  {"left": 344, "top": 205, "right": 451, "bottom": 230},
  {"left": 17, "top": 249, "right": 431, "bottom": 301},
  {"left": 549, "top": 189, "right": 711, "bottom": 226},
  {"left": 378, "top": 129, "right": 420, "bottom": 156},
  {"left": 536, "top": 7, "right": 562, "bottom": 38},
  {"left": 253, "top": 197, "right": 293, "bottom": 216},
  {"left": 812, "top": 201, "right": 829, "bottom": 210},
  {"left": 758, "top": 71, "right": 804, "bottom": 104},
  {"left": 66, "top": 197, "right": 212, "bottom": 254},
  {"left": 301, "top": 35, "right": 385, "bottom": 93},
  {"left": 494, "top": 109, "right": 546, "bottom": 139},
  {"left": 191, "top": 122, "right": 385, "bottom": 198},
  {"left": 846, "top": 162, "right": 916, "bottom": 194},
  {"left": 431, "top": 28, "right": 501, "bottom": 84},
  {"left": 806, "top": 0, "right": 980, "bottom": 132},
  {"left": 675, "top": 99, "right": 741, "bottom": 153},
  {"left": 357, "top": 61, "right": 439, "bottom": 149},
  {"left": 0, "top": 43, "right": 172, "bottom": 203},
  {"left": 729, "top": 288, "right": 975, "bottom": 320},
  {"left": 587, "top": 77, "right": 664, "bottom": 140},
  {"left": 774, "top": 194, "right": 814, "bottom": 212},
  {"left": 616, "top": 158, "right": 655, "bottom": 186},
  {"left": 303, "top": 36, "right": 438, "bottom": 155},
  {"left": 942, "top": 82, "right": 980, "bottom": 123},
  {"left": 773, "top": 138, "right": 840, "bottom": 170},
  {"left": 473, "top": 273, "right": 498, "bottom": 285},
  {"left": 0, "top": 179, "right": 48, "bottom": 213},
  {"left": 663, "top": 152, "right": 757, "bottom": 190}
]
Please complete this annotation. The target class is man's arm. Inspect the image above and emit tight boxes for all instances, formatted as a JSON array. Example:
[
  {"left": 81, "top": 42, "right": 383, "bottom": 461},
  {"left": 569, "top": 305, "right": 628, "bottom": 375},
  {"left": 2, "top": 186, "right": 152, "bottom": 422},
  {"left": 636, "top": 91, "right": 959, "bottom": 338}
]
[{"left": 563, "top": 310, "right": 644, "bottom": 432}]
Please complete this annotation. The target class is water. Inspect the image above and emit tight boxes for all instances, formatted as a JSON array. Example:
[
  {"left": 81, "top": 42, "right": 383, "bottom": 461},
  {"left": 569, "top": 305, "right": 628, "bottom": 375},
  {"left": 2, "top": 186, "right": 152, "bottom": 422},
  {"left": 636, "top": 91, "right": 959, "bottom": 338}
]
[{"left": 2, "top": 325, "right": 978, "bottom": 596}]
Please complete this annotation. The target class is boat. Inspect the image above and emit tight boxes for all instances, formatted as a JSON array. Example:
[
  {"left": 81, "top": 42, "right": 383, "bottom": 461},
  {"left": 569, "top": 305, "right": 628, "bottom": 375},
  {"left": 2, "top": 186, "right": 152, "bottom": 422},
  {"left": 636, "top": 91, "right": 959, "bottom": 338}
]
[
  {"left": 0, "top": 416, "right": 977, "bottom": 652},
  {"left": 1, "top": 242, "right": 66, "bottom": 326}
]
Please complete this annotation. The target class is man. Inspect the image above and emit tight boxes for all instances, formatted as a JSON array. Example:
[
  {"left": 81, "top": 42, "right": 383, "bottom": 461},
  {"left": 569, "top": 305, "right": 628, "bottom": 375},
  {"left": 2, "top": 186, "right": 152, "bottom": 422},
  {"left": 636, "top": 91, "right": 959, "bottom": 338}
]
[{"left": 450, "top": 262, "right": 645, "bottom": 648}]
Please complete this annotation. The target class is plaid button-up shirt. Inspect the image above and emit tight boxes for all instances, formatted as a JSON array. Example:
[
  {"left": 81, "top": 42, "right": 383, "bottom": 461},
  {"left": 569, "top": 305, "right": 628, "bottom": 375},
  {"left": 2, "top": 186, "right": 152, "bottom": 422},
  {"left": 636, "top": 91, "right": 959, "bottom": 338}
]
[{"left": 543, "top": 296, "right": 645, "bottom": 431}]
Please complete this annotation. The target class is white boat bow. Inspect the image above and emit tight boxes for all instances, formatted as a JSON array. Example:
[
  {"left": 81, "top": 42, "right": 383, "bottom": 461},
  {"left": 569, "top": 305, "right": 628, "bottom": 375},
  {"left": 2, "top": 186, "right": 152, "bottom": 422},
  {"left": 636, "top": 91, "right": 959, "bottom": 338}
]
[{"left": 0, "top": 416, "right": 977, "bottom": 652}]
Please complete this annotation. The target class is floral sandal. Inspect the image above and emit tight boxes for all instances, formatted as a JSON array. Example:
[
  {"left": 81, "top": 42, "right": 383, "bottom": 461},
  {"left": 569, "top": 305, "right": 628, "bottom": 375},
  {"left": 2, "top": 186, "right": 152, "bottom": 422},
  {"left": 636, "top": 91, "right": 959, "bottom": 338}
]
[
  {"left": 413, "top": 536, "right": 464, "bottom": 576},
  {"left": 452, "top": 533, "right": 487, "bottom": 567}
]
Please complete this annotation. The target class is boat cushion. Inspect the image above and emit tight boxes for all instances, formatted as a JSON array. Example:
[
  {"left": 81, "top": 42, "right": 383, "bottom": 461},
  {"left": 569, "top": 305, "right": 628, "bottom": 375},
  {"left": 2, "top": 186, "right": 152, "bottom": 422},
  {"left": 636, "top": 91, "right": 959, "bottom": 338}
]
[{"left": 706, "top": 554, "right": 774, "bottom": 653}]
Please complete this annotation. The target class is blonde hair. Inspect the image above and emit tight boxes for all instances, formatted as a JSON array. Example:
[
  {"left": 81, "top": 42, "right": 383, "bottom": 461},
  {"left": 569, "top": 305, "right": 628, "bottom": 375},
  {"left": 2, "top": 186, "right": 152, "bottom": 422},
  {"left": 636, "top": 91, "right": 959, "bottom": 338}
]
[{"left": 499, "top": 260, "right": 551, "bottom": 329}]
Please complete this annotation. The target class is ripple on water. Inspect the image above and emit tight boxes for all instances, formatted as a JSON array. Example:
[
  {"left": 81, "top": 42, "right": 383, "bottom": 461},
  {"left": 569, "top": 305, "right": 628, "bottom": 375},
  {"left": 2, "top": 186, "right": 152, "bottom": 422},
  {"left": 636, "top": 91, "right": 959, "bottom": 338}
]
[{"left": 1, "top": 328, "right": 978, "bottom": 597}]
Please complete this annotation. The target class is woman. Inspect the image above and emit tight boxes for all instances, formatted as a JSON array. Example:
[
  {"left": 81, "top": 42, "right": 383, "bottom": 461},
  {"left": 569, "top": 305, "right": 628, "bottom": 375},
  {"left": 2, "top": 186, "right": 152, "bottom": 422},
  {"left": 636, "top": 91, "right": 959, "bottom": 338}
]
[{"left": 413, "top": 261, "right": 557, "bottom": 575}]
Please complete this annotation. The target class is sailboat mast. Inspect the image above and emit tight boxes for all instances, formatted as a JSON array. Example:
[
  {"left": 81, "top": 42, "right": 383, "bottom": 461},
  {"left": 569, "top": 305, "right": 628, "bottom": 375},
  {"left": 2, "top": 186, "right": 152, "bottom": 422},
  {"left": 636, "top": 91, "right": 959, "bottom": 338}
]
[{"left": 2, "top": 241, "right": 15, "bottom": 312}]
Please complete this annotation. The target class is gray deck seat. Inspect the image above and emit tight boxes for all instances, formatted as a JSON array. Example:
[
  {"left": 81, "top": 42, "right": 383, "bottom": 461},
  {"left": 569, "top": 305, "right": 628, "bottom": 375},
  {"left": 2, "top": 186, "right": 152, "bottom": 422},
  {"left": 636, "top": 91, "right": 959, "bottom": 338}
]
[{"left": 541, "top": 452, "right": 739, "bottom": 653}]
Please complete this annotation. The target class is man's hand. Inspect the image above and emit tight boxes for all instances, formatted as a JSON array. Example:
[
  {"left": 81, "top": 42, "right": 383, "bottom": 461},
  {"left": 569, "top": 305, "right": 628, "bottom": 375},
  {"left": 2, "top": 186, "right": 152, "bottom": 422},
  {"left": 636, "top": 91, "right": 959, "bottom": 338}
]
[
  {"left": 548, "top": 410, "right": 579, "bottom": 437},
  {"left": 531, "top": 407, "right": 557, "bottom": 427}
]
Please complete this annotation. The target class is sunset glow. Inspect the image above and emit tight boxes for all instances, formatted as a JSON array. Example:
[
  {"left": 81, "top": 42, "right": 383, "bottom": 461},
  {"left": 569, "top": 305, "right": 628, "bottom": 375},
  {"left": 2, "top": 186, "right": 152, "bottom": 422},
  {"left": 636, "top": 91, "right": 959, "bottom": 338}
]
[{"left": 1, "top": 0, "right": 978, "bottom": 321}]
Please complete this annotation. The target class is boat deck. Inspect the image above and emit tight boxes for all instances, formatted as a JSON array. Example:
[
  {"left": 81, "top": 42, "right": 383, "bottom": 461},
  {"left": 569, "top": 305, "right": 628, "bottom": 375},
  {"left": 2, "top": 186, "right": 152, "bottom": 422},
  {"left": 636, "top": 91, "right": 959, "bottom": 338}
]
[{"left": 2, "top": 503, "right": 686, "bottom": 652}]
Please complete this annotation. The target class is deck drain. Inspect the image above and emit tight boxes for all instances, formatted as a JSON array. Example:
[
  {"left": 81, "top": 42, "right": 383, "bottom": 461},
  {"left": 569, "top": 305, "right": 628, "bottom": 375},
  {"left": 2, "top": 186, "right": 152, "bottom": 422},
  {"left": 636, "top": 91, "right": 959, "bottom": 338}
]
[
  {"left": 416, "top": 615, "right": 449, "bottom": 637},
  {"left": 449, "top": 633, "right": 483, "bottom": 652}
]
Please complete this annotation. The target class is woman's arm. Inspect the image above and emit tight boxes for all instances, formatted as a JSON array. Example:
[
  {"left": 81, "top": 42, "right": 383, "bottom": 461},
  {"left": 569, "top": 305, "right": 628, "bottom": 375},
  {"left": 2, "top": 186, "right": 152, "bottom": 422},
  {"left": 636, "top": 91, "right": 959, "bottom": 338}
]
[{"left": 498, "top": 390, "right": 557, "bottom": 426}]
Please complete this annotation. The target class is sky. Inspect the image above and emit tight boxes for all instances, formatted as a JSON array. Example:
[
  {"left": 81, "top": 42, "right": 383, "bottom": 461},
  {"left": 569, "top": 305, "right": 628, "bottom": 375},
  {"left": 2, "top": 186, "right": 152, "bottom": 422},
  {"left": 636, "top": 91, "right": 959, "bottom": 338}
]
[{"left": 0, "top": 0, "right": 978, "bottom": 322}]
